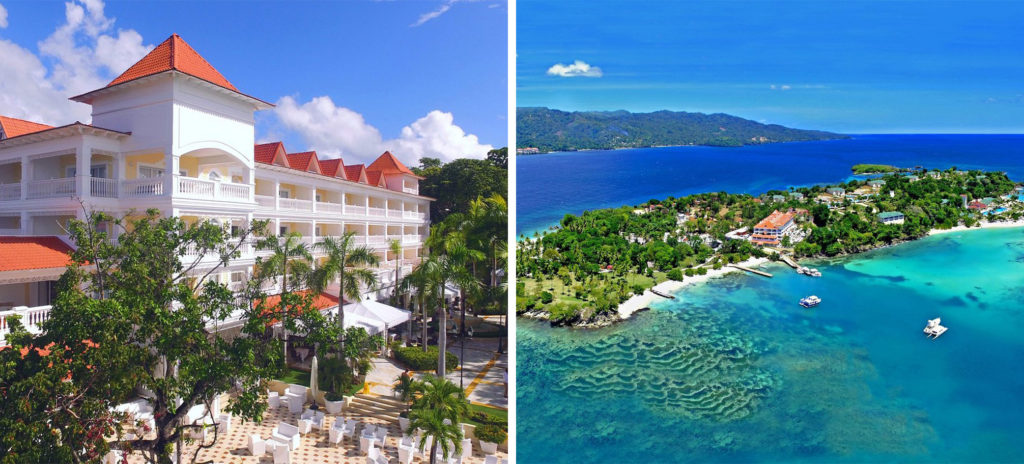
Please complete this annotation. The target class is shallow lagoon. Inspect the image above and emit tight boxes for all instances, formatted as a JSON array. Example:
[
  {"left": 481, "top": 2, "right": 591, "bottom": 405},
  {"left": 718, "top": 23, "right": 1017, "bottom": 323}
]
[{"left": 518, "top": 227, "right": 1024, "bottom": 463}]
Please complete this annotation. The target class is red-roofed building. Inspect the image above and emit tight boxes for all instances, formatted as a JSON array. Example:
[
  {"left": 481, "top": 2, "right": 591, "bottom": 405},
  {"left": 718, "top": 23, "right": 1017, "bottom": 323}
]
[
  {"left": 750, "top": 210, "right": 797, "bottom": 246},
  {"left": 0, "top": 33, "right": 430, "bottom": 328}
]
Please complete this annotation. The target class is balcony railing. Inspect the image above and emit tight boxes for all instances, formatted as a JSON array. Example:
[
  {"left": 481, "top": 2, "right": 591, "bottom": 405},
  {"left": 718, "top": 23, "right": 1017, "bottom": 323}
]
[
  {"left": 367, "top": 236, "right": 386, "bottom": 245},
  {"left": 317, "top": 202, "right": 342, "bottom": 214},
  {"left": 387, "top": 209, "right": 403, "bottom": 218},
  {"left": 403, "top": 234, "right": 422, "bottom": 244},
  {"left": 122, "top": 177, "right": 165, "bottom": 198},
  {"left": 403, "top": 187, "right": 418, "bottom": 195},
  {"left": 403, "top": 211, "right": 426, "bottom": 220},
  {"left": 367, "top": 207, "right": 385, "bottom": 217},
  {"left": 0, "top": 184, "right": 19, "bottom": 201},
  {"left": 176, "top": 178, "right": 251, "bottom": 202},
  {"left": 279, "top": 198, "right": 313, "bottom": 212},
  {"left": 27, "top": 178, "right": 75, "bottom": 199},
  {"left": 0, "top": 305, "right": 52, "bottom": 344},
  {"left": 0, "top": 228, "right": 21, "bottom": 235},
  {"left": 344, "top": 205, "right": 366, "bottom": 216},
  {"left": 90, "top": 177, "right": 118, "bottom": 198},
  {"left": 255, "top": 195, "right": 275, "bottom": 208}
]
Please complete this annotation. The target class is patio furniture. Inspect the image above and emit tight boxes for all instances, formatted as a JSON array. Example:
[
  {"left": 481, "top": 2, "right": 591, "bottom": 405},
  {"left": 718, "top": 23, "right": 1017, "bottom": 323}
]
[
  {"left": 329, "top": 417, "right": 346, "bottom": 445},
  {"left": 273, "top": 443, "right": 291, "bottom": 464},
  {"left": 297, "top": 418, "right": 312, "bottom": 434},
  {"left": 415, "top": 436, "right": 434, "bottom": 460},
  {"left": 342, "top": 418, "right": 357, "bottom": 441},
  {"left": 373, "top": 424, "right": 388, "bottom": 442},
  {"left": 285, "top": 395, "right": 303, "bottom": 415},
  {"left": 301, "top": 409, "right": 325, "bottom": 431},
  {"left": 270, "top": 422, "right": 301, "bottom": 450},
  {"left": 398, "top": 445, "right": 415, "bottom": 464},
  {"left": 286, "top": 384, "right": 308, "bottom": 400},
  {"left": 461, "top": 438, "right": 473, "bottom": 459},
  {"left": 267, "top": 391, "right": 280, "bottom": 409},
  {"left": 359, "top": 434, "right": 377, "bottom": 455},
  {"left": 216, "top": 414, "right": 231, "bottom": 434},
  {"left": 103, "top": 449, "right": 123, "bottom": 464},
  {"left": 248, "top": 434, "right": 266, "bottom": 456},
  {"left": 483, "top": 455, "right": 499, "bottom": 464}
]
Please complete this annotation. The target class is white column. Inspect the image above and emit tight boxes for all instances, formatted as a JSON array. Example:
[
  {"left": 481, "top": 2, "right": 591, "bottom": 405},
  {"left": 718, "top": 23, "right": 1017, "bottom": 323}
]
[
  {"left": 273, "top": 180, "right": 281, "bottom": 210},
  {"left": 165, "top": 151, "right": 179, "bottom": 198},
  {"left": 19, "top": 211, "right": 29, "bottom": 235},
  {"left": 20, "top": 156, "right": 29, "bottom": 200},
  {"left": 77, "top": 144, "right": 91, "bottom": 201},
  {"left": 311, "top": 186, "right": 317, "bottom": 213},
  {"left": 247, "top": 167, "right": 255, "bottom": 202}
]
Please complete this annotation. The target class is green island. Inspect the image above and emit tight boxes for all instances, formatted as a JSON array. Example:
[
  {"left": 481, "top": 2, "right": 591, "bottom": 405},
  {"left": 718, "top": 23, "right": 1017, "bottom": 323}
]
[
  {"left": 516, "top": 167, "right": 1023, "bottom": 327},
  {"left": 851, "top": 163, "right": 901, "bottom": 174},
  {"left": 516, "top": 107, "right": 849, "bottom": 153}
]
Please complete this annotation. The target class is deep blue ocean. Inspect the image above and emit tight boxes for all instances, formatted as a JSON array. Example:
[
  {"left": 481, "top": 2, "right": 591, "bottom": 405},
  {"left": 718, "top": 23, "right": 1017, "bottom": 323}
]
[
  {"left": 516, "top": 135, "right": 1024, "bottom": 463},
  {"left": 516, "top": 134, "right": 1024, "bottom": 236}
]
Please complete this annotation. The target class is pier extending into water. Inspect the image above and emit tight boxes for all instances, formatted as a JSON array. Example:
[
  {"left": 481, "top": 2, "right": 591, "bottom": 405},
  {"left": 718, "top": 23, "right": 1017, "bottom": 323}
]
[
  {"left": 780, "top": 255, "right": 799, "bottom": 269},
  {"left": 650, "top": 289, "right": 676, "bottom": 299},
  {"left": 728, "top": 264, "right": 773, "bottom": 277}
]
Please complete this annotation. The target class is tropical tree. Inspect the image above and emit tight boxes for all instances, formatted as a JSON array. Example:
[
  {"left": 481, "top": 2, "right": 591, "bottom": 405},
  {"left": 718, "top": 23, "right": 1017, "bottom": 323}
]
[
  {"left": 407, "top": 407, "right": 463, "bottom": 464},
  {"left": 410, "top": 374, "right": 470, "bottom": 422},
  {"left": 389, "top": 238, "right": 404, "bottom": 304},
  {"left": 257, "top": 232, "right": 313, "bottom": 362},
  {"left": 400, "top": 261, "right": 437, "bottom": 352},
  {"left": 0, "top": 210, "right": 281, "bottom": 464},
  {"left": 417, "top": 238, "right": 479, "bottom": 375},
  {"left": 310, "top": 232, "right": 379, "bottom": 357}
]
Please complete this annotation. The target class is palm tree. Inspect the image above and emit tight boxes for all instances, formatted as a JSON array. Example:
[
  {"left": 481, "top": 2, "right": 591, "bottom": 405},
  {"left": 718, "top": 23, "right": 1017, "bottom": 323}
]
[
  {"left": 410, "top": 375, "right": 470, "bottom": 423},
  {"left": 399, "top": 262, "right": 435, "bottom": 352},
  {"left": 407, "top": 407, "right": 462, "bottom": 464},
  {"left": 257, "top": 232, "right": 312, "bottom": 363},
  {"left": 417, "top": 237, "right": 479, "bottom": 376},
  {"left": 388, "top": 238, "right": 403, "bottom": 304},
  {"left": 310, "top": 232, "right": 379, "bottom": 357}
]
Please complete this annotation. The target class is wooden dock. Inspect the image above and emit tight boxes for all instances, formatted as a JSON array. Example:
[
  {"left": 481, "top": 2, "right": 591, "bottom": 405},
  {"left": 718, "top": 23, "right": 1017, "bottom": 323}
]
[
  {"left": 780, "top": 255, "right": 799, "bottom": 269},
  {"left": 650, "top": 289, "right": 676, "bottom": 299},
  {"left": 728, "top": 264, "right": 773, "bottom": 278}
]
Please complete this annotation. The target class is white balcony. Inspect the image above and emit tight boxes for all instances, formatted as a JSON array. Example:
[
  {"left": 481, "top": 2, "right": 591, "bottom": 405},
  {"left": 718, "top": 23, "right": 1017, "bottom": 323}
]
[
  {"left": 403, "top": 234, "right": 422, "bottom": 244},
  {"left": 367, "top": 207, "right": 385, "bottom": 217},
  {"left": 367, "top": 235, "right": 386, "bottom": 245},
  {"left": 177, "top": 177, "right": 251, "bottom": 202},
  {"left": 278, "top": 198, "right": 313, "bottom": 212},
  {"left": 122, "top": 177, "right": 165, "bottom": 198},
  {"left": 403, "top": 187, "right": 418, "bottom": 195},
  {"left": 28, "top": 178, "right": 75, "bottom": 199},
  {"left": 403, "top": 211, "right": 426, "bottom": 220},
  {"left": 344, "top": 205, "right": 366, "bottom": 216},
  {"left": 387, "top": 209, "right": 403, "bottom": 218},
  {"left": 0, "top": 184, "right": 19, "bottom": 201},
  {"left": 0, "top": 305, "right": 51, "bottom": 344},
  {"left": 317, "top": 202, "right": 342, "bottom": 214},
  {"left": 90, "top": 177, "right": 118, "bottom": 198},
  {"left": 255, "top": 194, "right": 275, "bottom": 208}
]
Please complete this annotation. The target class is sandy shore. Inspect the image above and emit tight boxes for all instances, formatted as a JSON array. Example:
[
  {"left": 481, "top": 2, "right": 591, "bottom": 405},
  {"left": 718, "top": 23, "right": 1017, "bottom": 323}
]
[
  {"left": 927, "top": 218, "right": 1024, "bottom": 236},
  {"left": 617, "top": 257, "right": 771, "bottom": 319}
]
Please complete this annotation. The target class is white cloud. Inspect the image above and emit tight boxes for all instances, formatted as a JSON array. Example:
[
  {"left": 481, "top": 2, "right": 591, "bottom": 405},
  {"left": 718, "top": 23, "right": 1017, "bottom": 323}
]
[
  {"left": 0, "top": 3, "right": 8, "bottom": 29},
  {"left": 411, "top": 0, "right": 456, "bottom": 27},
  {"left": 770, "top": 84, "right": 792, "bottom": 91},
  {"left": 0, "top": 0, "right": 152, "bottom": 125},
  {"left": 546, "top": 60, "right": 603, "bottom": 78},
  {"left": 274, "top": 95, "right": 492, "bottom": 165}
]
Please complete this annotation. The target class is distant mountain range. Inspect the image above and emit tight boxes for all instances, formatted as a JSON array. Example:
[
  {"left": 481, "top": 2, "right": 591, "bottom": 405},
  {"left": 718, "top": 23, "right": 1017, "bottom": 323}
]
[{"left": 516, "top": 107, "right": 848, "bottom": 153}]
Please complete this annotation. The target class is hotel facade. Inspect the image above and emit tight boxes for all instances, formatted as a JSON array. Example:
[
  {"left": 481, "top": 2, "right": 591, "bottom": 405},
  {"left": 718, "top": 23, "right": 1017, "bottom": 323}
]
[{"left": 0, "top": 34, "right": 431, "bottom": 340}]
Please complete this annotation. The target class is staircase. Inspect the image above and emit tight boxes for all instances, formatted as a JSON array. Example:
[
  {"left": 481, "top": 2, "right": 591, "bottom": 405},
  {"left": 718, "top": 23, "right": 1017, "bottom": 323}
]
[{"left": 347, "top": 394, "right": 407, "bottom": 424}]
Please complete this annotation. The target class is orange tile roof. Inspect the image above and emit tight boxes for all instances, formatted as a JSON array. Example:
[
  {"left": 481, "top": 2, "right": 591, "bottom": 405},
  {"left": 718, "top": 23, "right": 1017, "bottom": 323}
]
[
  {"left": 754, "top": 210, "right": 795, "bottom": 231},
  {"left": 366, "top": 171, "right": 383, "bottom": 186},
  {"left": 345, "top": 164, "right": 367, "bottom": 183},
  {"left": 0, "top": 116, "right": 54, "bottom": 139},
  {"left": 286, "top": 152, "right": 318, "bottom": 172},
  {"left": 367, "top": 151, "right": 414, "bottom": 176},
  {"left": 254, "top": 142, "right": 285, "bottom": 165},
  {"left": 0, "top": 236, "right": 74, "bottom": 272},
  {"left": 319, "top": 158, "right": 345, "bottom": 178},
  {"left": 107, "top": 34, "right": 237, "bottom": 91},
  {"left": 255, "top": 291, "right": 340, "bottom": 326}
]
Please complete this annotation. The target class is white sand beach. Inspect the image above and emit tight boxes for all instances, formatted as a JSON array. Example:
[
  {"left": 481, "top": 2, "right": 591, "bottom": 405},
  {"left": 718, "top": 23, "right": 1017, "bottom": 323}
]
[
  {"left": 927, "top": 218, "right": 1024, "bottom": 236},
  {"left": 617, "top": 257, "right": 771, "bottom": 319}
]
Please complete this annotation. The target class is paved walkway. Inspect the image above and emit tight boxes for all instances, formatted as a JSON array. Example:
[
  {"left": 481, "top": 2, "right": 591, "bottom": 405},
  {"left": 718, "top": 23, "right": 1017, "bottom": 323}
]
[{"left": 445, "top": 339, "right": 508, "bottom": 409}]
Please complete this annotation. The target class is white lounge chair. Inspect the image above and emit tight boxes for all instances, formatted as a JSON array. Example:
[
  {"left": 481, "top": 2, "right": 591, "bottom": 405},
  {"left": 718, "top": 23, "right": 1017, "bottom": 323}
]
[
  {"left": 284, "top": 394, "right": 303, "bottom": 414},
  {"left": 461, "top": 437, "right": 473, "bottom": 459},
  {"left": 273, "top": 443, "right": 292, "bottom": 464},
  {"left": 271, "top": 422, "right": 301, "bottom": 450},
  {"left": 267, "top": 390, "right": 281, "bottom": 409},
  {"left": 329, "top": 417, "right": 346, "bottom": 445},
  {"left": 374, "top": 424, "right": 388, "bottom": 442},
  {"left": 398, "top": 445, "right": 415, "bottom": 464},
  {"left": 286, "top": 384, "right": 308, "bottom": 400},
  {"left": 301, "top": 409, "right": 325, "bottom": 431},
  {"left": 483, "top": 456, "right": 499, "bottom": 464},
  {"left": 360, "top": 435, "right": 377, "bottom": 455},
  {"left": 216, "top": 413, "right": 231, "bottom": 434},
  {"left": 342, "top": 418, "right": 357, "bottom": 441},
  {"left": 248, "top": 434, "right": 266, "bottom": 456}
]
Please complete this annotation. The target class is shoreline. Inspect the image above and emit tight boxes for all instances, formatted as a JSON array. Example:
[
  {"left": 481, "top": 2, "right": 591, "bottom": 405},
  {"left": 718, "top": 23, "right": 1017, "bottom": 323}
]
[
  {"left": 926, "top": 218, "right": 1024, "bottom": 236},
  {"left": 617, "top": 257, "right": 771, "bottom": 320}
]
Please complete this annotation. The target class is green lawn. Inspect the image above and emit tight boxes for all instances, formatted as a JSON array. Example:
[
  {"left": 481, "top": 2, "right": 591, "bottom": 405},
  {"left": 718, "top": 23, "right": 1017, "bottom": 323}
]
[
  {"left": 466, "top": 403, "right": 508, "bottom": 428},
  {"left": 277, "top": 368, "right": 363, "bottom": 396}
]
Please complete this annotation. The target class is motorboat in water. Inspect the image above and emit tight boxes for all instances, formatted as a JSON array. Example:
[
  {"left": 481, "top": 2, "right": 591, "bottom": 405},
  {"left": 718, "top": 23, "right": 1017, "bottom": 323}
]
[{"left": 799, "top": 295, "right": 821, "bottom": 308}]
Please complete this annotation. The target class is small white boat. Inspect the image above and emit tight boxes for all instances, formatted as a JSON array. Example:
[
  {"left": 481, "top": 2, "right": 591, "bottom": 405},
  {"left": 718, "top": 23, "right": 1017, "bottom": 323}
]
[
  {"left": 923, "top": 317, "right": 948, "bottom": 339},
  {"left": 797, "top": 266, "right": 822, "bottom": 277},
  {"left": 799, "top": 295, "right": 821, "bottom": 308}
]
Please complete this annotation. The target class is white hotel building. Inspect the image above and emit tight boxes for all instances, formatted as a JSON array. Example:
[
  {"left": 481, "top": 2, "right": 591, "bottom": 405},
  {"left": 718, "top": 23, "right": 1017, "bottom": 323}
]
[{"left": 0, "top": 34, "right": 431, "bottom": 339}]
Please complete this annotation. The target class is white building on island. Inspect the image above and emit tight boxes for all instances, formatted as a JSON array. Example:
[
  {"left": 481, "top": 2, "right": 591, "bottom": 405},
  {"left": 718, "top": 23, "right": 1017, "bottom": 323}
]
[{"left": 0, "top": 34, "right": 431, "bottom": 341}]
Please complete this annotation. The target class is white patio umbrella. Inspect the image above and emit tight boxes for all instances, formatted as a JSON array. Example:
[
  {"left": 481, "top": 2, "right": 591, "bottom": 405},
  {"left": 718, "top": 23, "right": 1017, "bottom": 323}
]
[{"left": 309, "top": 355, "right": 319, "bottom": 403}]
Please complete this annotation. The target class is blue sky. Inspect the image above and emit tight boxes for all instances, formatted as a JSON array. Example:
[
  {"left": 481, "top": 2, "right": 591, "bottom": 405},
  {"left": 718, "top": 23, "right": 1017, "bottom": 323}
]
[
  {"left": 517, "top": 0, "right": 1024, "bottom": 134},
  {"left": 0, "top": 0, "right": 507, "bottom": 164}
]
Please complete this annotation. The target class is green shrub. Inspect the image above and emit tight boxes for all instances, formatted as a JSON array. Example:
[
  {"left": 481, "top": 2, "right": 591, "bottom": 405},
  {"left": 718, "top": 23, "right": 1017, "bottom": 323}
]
[
  {"left": 667, "top": 268, "right": 683, "bottom": 281},
  {"left": 394, "top": 346, "right": 459, "bottom": 372},
  {"left": 469, "top": 411, "right": 508, "bottom": 428},
  {"left": 475, "top": 424, "right": 507, "bottom": 444},
  {"left": 539, "top": 291, "right": 554, "bottom": 304}
]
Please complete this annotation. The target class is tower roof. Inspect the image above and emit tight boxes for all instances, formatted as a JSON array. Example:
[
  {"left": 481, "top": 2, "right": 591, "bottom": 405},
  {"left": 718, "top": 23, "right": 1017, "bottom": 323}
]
[
  {"left": 0, "top": 116, "right": 54, "bottom": 139},
  {"left": 107, "top": 33, "right": 237, "bottom": 91},
  {"left": 367, "top": 151, "right": 422, "bottom": 179}
]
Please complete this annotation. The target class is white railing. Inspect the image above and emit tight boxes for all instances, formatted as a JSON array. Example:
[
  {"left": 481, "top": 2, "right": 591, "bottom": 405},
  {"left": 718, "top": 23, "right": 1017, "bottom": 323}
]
[
  {"left": 387, "top": 209, "right": 403, "bottom": 218},
  {"left": 90, "top": 177, "right": 118, "bottom": 198},
  {"left": 403, "top": 234, "right": 422, "bottom": 244},
  {"left": 219, "top": 182, "right": 250, "bottom": 201},
  {"left": 350, "top": 235, "right": 368, "bottom": 245},
  {"left": 0, "top": 184, "right": 20, "bottom": 201},
  {"left": 0, "top": 228, "right": 21, "bottom": 235},
  {"left": 122, "top": 177, "right": 165, "bottom": 198},
  {"left": 317, "top": 202, "right": 342, "bottom": 214},
  {"left": 344, "top": 205, "right": 366, "bottom": 216},
  {"left": 368, "top": 236, "right": 386, "bottom": 245},
  {"left": 177, "top": 177, "right": 215, "bottom": 198},
  {"left": 0, "top": 305, "right": 52, "bottom": 343},
  {"left": 255, "top": 195, "right": 275, "bottom": 208},
  {"left": 28, "top": 178, "right": 76, "bottom": 199},
  {"left": 403, "top": 187, "right": 418, "bottom": 195},
  {"left": 279, "top": 198, "right": 313, "bottom": 212},
  {"left": 368, "top": 207, "right": 385, "bottom": 217}
]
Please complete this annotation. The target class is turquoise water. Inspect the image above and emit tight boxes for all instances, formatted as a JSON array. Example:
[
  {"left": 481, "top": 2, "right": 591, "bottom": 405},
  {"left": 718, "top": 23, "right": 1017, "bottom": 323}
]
[{"left": 518, "top": 227, "right": 1024, "bottom": 463}]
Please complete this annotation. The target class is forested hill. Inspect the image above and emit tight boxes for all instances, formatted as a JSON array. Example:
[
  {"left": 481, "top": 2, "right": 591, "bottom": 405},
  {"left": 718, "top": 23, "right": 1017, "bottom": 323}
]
[{"left": 516, "top": 107, "right": 848, "bottom": 153}]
